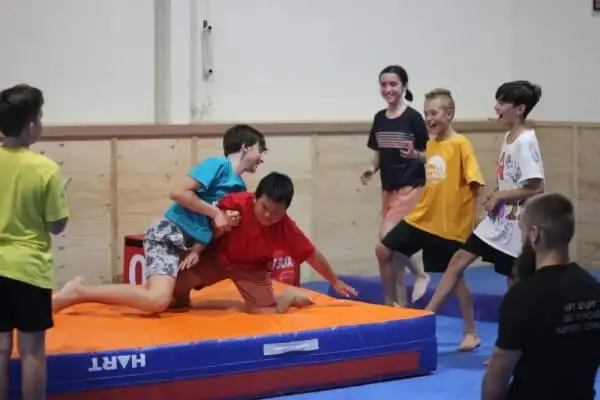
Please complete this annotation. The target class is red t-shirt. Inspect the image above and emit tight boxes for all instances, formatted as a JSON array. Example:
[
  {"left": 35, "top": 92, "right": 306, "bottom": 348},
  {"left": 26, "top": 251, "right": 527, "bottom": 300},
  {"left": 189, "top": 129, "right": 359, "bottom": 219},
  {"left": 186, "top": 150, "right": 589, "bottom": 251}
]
[{"left": 212, "top": 192, "right": 316, "bottom": 270}]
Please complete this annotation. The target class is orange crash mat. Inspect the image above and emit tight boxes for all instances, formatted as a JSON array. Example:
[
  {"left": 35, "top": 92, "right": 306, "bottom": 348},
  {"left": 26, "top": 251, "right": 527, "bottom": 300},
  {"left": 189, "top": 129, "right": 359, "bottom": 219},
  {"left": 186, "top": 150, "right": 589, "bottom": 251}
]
[{"left": 9, "top": 280, "right": 438, "bottom": 399}]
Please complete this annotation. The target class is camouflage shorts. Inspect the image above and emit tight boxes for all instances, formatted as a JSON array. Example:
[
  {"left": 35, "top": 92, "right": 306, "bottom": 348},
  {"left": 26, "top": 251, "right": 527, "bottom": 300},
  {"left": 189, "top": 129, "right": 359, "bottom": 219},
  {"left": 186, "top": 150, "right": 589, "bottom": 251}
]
[{"left": 144, "top": 218, "right": 193, "bottom": 279}]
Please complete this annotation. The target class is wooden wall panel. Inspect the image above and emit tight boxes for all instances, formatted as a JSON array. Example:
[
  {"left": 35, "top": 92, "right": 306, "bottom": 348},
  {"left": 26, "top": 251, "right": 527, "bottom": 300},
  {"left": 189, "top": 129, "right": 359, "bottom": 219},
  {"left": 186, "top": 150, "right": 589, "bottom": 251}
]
[
  {"left": 115, "top": 139, "right": 192, "bottom": 279},
  {"left": 313, "top": 134, "right": 381, "bottom": 278},
  {"left": 32, "top": 141, "right": 112, "bottom": 287},
  {"left": 21, "top": 120, "right": 600, "bottom": 287},
  {"left": 576, "top": 126, "right": 600, "bottom": 268}
]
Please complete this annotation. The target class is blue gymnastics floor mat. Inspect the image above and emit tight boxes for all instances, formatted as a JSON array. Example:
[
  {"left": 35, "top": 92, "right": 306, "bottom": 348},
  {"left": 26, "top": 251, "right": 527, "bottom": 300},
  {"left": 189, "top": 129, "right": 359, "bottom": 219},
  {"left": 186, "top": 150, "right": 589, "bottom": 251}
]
[{"left": 326, "top": 266, "right": 600, "bottom": 322}]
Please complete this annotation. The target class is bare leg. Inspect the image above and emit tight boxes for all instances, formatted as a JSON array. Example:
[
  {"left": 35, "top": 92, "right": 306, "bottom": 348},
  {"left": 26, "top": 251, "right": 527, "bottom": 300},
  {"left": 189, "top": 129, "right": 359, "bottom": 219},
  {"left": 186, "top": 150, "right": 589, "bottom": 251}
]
[
  {"left": 456, "top": 278, "right": 481, "bottom": 351},
  {"left": 376, "top": 243, "right": 407, "bottom": 306},
  {"left": 426, "top": 249, "right": 478, "bottom": 312},
  {"left": 0, "top": 332, "right": 12, "bottom": 400},
  {"left": 53, "top": 275, "right": 176, "bottom": 314},
  {"left": 18, "top": 330, "right": 46, "bottom": 400}
]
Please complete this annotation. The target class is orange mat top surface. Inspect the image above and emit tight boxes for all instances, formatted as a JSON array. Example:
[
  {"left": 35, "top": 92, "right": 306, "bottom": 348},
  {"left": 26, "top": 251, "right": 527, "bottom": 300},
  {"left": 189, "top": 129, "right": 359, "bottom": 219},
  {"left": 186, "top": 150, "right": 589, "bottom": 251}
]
[{"left": 35, "top": 280, "right": 433, "bottom": 356}]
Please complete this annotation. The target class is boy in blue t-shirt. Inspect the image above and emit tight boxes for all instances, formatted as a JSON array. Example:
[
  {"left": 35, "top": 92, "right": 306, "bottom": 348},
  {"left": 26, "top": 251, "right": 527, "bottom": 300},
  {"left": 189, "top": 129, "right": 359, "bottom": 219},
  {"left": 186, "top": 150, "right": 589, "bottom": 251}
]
[{"left": 53, "top": 124, "right": 267, "bottom": 314}]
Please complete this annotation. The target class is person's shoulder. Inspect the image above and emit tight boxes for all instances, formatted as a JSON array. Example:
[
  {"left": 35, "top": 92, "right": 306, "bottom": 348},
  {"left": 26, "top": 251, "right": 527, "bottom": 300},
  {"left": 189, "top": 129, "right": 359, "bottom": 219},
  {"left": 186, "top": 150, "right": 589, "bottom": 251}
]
[
  {"left": 405, "top": 106, "right": 423, "bottom": 118},
  {"left": 502, "top": 279, "right": 533, "bottom": 306},
  {"left": 516, "top": 128, "right": 539, "bottom": 144},
  {"left": 226, "top": 191, "right": 254, "bottom": 206},
  {"left": 197, "top": 155, "right": 228, "bottom": 167},
  {"left": 23, "top": 150, "right": 60, "bottom": 175},
  {"left": 568, "top": 263, "right": 600, "bottom": 286},
  {"left": 371, "top": 109, "right": 387, "bottom": 123}
]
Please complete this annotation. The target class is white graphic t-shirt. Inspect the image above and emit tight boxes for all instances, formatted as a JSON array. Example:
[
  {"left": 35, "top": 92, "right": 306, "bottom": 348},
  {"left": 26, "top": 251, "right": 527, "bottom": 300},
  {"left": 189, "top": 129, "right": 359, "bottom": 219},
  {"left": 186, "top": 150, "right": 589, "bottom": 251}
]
[{"left": 473, "top": 129, "right": 545, "bottom": 257}]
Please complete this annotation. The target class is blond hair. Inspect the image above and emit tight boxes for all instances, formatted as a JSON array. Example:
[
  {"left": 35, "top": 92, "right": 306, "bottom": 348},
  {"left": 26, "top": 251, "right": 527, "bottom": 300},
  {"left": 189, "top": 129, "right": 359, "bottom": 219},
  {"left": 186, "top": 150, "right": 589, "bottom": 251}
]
[{"left": 425, "top": 88, "right": 455, "bottom": 117}]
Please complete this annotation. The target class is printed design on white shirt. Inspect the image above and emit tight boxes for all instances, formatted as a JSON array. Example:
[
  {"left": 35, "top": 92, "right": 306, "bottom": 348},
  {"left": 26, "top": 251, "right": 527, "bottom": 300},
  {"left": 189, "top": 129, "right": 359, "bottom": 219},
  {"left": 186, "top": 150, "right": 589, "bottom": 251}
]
[
  {"left": 474, "top": 130, "right": 545, "bottom": 256},
  {"left": 426, "top": 155, "right": 447, "bottom": 185}
]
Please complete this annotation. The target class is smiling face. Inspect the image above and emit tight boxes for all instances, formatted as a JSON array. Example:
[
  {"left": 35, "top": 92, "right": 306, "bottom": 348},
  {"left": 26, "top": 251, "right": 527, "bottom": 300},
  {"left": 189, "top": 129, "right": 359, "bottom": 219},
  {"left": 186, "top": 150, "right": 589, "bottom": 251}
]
[
  {"left": 424, "top": 96, "right": 453, "bottom": 138},
  {"left": 379, "top": 72, "right": 404, "bottom": 106},
  {"left": 494, "top": 100, "right": 526, "bottom": 127},
  {"left": 241, "top": 143, "right": 265, "bottom": 173}
]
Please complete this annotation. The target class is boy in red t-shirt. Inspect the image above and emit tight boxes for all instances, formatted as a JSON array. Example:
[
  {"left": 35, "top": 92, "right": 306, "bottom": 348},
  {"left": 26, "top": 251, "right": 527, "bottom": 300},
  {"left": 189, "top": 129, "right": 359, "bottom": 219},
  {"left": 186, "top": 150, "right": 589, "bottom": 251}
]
[{"left": 173, "top": 172, "right": 357, "bottom": 313}]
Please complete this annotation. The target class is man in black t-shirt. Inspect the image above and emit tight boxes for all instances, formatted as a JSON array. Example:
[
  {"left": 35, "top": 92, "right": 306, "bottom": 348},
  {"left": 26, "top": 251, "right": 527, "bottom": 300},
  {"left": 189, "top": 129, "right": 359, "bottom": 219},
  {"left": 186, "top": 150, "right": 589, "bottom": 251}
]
[{"left": 482, "top": 193, "right": 600, "bottom": 400}]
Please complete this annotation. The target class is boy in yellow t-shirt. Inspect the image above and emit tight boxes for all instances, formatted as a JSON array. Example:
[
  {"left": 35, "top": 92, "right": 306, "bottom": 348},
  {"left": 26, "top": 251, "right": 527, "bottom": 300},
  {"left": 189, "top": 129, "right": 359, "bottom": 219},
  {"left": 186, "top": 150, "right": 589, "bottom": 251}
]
[
  {"left": 375, "top": 88, "right": 485, "bottom": 351},
  {"left": 0, "top": 84, "right": 69, "bottom": 399}
]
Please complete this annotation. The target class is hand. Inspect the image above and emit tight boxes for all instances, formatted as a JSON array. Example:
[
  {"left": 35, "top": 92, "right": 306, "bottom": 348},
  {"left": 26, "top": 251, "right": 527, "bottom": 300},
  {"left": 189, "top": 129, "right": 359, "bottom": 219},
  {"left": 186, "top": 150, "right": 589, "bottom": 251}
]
[
  {"left": 225, "top": 210, "right": 241, "bottom": 227},
  {"left": 399, "top": 142, "right": 418, "bottom": 159},
  {"left": 179, "top": 252, "right": 199, "bottom": 270},
  {"left": 483, "top": 192, "right": 502, "bottom": 214},
  {"left": 360, "top": 166, "right": 376, "bottom": 185},
  {"left": 332, "top": 280, "right": 358, "bottom": 298},
  {"left": 212, "top": 209, "right": 231, "bottom": 231}
]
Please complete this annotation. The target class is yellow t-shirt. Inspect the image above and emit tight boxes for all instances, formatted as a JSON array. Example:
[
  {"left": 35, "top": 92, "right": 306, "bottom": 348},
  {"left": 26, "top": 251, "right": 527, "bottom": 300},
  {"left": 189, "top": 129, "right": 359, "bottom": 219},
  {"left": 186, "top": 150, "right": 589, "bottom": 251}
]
[
  {"left": 404, "top": 134, "right": 484, "bottom": 243},
  {"left": 0, "top": 146, "right": 69, "bottom": 289}
]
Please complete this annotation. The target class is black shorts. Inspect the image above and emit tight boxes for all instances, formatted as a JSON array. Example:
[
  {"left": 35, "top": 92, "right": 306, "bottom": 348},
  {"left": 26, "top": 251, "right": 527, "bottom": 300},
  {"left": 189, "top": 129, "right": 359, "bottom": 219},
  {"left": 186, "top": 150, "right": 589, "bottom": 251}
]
[
  {"left": 381, "top": 221, "right": 463, "bottom": 273},
  {"left": 0, "top": 277, "right": 53, "bottom": 332},
  {"left": 462, "top": 233, "right": 515, "bottom": 277}
]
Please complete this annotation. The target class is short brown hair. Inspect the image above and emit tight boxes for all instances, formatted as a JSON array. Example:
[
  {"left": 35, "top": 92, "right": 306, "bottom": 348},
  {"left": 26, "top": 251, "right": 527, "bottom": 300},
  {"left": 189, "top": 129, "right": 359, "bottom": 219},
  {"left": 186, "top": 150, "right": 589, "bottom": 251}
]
[
  {"left": 522, "top": 193, "right": 574, "bottom": 249},
  {"left": 425, "top": 88, "right": 455, "bottom": 117}
]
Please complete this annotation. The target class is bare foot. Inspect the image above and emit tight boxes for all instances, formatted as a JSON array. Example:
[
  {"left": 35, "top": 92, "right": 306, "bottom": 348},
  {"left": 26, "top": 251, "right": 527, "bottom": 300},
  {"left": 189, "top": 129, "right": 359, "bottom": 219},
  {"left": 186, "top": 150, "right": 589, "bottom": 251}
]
[
  {"left": 411, "top": 274, "right": 431, "bottom": 303},
  {"left": 52, "top": 278, "right": 86, "bottom": 313},
  {"left": 458, "top": 332, "right": 481, "bottom": 352}
]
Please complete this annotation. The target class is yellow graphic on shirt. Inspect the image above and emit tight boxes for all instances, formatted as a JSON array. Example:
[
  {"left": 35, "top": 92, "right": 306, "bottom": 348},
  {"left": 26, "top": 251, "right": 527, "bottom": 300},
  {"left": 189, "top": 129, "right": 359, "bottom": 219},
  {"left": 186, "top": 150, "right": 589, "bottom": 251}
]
[
  {"left": 405, "top": 135, "right": 485, "bottom": 243},
  {"left": 426, "top": 155, "right": 447, "bottom": 185}
]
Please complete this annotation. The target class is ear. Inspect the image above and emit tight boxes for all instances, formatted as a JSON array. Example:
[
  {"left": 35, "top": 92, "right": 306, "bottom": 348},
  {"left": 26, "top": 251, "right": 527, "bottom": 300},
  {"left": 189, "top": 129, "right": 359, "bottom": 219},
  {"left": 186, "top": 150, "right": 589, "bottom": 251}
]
[{"left": 530, "top": 225, "right": 541, "bottom": 246}]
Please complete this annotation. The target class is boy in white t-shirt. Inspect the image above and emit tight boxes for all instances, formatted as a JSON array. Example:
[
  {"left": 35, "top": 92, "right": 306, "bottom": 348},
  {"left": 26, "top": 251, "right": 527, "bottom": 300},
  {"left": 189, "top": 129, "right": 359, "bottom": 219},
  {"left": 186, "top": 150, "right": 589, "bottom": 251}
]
[{"left": 425, "top": 81, "right": 545, "bottom": 350}]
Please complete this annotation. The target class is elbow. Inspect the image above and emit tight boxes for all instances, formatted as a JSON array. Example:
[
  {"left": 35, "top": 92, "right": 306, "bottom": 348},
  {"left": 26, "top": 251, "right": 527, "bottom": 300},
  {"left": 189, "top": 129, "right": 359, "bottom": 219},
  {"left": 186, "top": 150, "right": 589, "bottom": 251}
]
[
  {"left": 48, "top": 218, "right": 68, "bottom": 235},
  {"left": 170, "top": 188, "right": 185, "bottom": 202}
]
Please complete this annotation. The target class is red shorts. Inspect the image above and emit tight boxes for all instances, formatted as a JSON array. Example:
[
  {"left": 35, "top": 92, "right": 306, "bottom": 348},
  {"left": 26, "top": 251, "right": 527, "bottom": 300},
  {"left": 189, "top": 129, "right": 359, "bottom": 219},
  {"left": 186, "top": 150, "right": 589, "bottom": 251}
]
[{"left": 175, "top": 254, "right": 276, "bottom": 309}]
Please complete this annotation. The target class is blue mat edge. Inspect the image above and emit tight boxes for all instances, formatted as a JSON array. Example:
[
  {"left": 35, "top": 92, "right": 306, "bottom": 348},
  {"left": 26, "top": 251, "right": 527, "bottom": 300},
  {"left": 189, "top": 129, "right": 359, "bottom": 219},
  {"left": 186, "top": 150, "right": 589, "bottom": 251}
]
[{"left": 10, "top": 303, "right": 438, "bottom": 397}]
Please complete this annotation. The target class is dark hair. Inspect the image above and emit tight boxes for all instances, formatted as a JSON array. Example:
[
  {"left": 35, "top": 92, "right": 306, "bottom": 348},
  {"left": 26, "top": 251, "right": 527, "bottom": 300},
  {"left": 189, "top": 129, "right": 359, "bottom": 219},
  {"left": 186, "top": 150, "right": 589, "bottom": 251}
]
[
  {"left": 379, "top": 65, "right": 413, "bottom": 102},
  {"left": 495, "top": 80, "right": 542, "bottom": 120},
  {"left": 0, "top": 84, "right": 44, "bottom": 138},
  {"left": 514, "top": 193, "right": 574, "bottom": 281},
  {"left": 222, "top": 124, "right": 267, "bottom": 156},
  {"left": 522, "top": 192, "right": 574, "bottom": 249},
  {"left": 255, "top": 172, "right": 294, "bottom": 208}
]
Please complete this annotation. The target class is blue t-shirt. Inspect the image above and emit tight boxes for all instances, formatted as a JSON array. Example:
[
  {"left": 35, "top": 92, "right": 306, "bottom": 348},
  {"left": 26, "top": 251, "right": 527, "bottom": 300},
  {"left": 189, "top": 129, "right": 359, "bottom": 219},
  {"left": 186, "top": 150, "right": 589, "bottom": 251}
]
[{"left": 164, "top": 156, "right": 246, "bottom": 242}]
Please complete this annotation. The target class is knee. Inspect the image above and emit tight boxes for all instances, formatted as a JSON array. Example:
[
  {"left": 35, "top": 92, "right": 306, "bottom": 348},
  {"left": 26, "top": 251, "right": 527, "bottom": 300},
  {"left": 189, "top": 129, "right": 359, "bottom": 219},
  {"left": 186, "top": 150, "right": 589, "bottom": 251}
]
[
  {"left": 375, "top": 242, "right": 392, "bottom": 262},
  {"left": 146, "top": 293, "right": 172, "bottom": 313},
  {"left": 447, "top": 250, "right": 474, "bottom": 276}
]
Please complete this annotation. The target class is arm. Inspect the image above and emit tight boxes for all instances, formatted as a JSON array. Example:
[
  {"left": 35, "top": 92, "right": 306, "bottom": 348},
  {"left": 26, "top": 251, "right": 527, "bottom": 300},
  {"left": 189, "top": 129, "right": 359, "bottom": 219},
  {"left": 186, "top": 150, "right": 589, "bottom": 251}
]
[
  {"left": 495, "top": 138, "right": 545, "bottom": 204},
  {"left": 45, "top": 169, "right": 70, "bottom": 235},
  {"left": 460, "top": 138, "right": 486, "bottom": 225},
  {"left": 495, "top": 178, "right": 544, "bottom": 204},
  {"left": 412, "top": 113, "right": 430, "bottom": 164},
  {"left": 305, "top": 250, "right": 340, "bottom": 285},
  {"left": 366, "top": 116, "right": 380, "bottom": 173},
  {"left": 169, "top": 158, "right": 224, "bottom": 219},
  {"left": 481, "top": 287, "right": 528, "bottom": 400}
]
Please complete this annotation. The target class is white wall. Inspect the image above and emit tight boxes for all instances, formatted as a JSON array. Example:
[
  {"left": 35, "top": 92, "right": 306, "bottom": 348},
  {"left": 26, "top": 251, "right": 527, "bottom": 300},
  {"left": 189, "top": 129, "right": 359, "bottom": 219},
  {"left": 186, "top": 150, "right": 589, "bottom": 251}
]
[
  {"left": 0, "top": 0, "right": 598, "bottom": 124},
  {"left": 0, "top": 0, "right": 155, "bottom": 124},
  {"left": 511, "top": 0, "right": 600, "bottom": 122}
]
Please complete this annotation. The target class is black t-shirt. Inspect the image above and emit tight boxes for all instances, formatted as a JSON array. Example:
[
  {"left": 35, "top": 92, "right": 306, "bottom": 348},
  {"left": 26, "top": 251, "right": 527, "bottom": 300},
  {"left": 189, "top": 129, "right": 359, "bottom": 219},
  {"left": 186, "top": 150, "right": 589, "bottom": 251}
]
[
  {"left": 367, "top": 107, "right": 429, "bottom": 191},
  {"left": 497, "top": 263, "right": 600, "bottom": 400}
]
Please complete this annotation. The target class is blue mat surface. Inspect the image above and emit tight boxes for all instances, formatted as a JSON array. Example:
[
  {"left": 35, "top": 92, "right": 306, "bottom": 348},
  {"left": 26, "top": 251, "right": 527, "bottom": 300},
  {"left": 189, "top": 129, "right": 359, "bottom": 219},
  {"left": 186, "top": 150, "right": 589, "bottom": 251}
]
[{"left": 324, "top": 266, "right": 600, "bottom": 322}]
